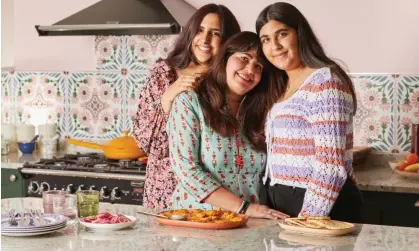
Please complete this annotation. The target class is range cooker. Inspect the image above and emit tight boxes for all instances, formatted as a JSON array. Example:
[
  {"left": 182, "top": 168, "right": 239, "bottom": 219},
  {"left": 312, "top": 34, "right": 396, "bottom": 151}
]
[{"left": 19, "top": 153, "right": 146, "bottom": 205}]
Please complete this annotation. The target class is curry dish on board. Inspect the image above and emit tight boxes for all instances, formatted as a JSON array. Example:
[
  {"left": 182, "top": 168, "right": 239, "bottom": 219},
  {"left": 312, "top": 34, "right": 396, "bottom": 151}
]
[{"left": 160, "top": 209, "right": 245, "bottom": 223}]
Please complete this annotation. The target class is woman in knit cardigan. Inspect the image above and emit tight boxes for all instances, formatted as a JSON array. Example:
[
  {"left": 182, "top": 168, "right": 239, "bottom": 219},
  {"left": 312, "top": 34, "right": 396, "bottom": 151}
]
[{"left": 256, "top": 2, "right": 363, "bottom": 222}]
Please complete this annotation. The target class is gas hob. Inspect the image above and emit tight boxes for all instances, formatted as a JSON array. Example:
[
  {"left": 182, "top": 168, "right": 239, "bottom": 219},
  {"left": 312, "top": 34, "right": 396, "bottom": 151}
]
[{"left": 20, "top": 153, "right": 146, "bottom": 205}]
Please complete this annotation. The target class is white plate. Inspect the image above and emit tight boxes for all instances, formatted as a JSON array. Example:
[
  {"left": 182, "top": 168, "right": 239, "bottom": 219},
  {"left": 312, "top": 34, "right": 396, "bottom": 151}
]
[
  {"left": 1, "top": 225, "right": 66, "bottom": 237},
  {"left": 1, "top": 213, "right": 66, "bottom": 230},
  {"left": 1, "top": 222, "right": 66, "bottom": 233},
  {"left": 79, "top": 215, "right": 136, "bottom": 231}
]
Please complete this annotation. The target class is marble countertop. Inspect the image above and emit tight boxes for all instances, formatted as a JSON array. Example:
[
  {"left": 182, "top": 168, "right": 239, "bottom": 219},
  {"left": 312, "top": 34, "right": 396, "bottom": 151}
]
[
  {"left": 354, "top": 165, "right": 419, "bottom": 194},
  {"left": 2, "top": 198, "right": 419, "bottom": 251}
]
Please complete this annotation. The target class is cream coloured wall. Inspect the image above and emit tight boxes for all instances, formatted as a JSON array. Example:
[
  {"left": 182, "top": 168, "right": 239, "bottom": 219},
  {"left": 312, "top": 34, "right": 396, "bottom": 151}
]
[
  {"left": 186, "top": 0, "right": 419, "bottom": 73},
  {"left": 12, "top": 0, "right": 99, "bottom": 71}
]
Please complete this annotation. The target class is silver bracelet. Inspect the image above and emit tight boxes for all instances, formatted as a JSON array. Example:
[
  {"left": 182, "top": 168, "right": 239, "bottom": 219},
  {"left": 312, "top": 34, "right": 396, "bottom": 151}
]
[{"left": 236, "top": 200, "right": 246, "bottom": 214}]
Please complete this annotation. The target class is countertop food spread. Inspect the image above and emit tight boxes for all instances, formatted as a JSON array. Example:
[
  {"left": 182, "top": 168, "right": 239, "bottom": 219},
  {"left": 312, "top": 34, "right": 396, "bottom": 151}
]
[{"left": 2, "top": 198, "right": 419, "bottom": 251}]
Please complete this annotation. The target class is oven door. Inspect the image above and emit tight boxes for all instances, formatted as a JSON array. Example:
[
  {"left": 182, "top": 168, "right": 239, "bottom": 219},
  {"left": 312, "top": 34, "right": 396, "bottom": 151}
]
[{"left": 1, "top": 168, "right": 26, "bottom": 198}]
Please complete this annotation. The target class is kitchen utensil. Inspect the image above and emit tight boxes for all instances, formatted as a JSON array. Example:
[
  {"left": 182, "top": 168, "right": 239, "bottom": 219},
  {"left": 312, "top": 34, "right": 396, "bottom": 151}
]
[
  {"left": 388, "top": 160, "right": 402, "bottom": 171},
  {"left": 16, "top": 124, "right": 35, "bottom": 143},
  {"left": 8, "top": 210, "right": 17, "bottom": 226},
  {"left": 17, "top": 142, "right": 36, "bottom": 154},
  {"left": 412, "top": 124, "right": 419, "bottom": 154},
  {"left": 136, "top": 211, "right": 185, "bottom": 220},
  {"left": 38, "top": 124, "right": 57, "bottom": 139},
  {"left": 50, "top": 134, "right": 60, "bottom": 141},
  {"left": 1, "top": 138, "right": 10, "bottom": 155},
  {"left": 67, "top": 131, "right": 146, "bottom": 160},
  {"left": 1, "top": 124, "right": 17, "bottom": 152},
  {"left": 40, "top": 135, "right": 59, "bottom": 157},
  {"left": 30, "top": 135, "right": 39, "bottom": 143}
]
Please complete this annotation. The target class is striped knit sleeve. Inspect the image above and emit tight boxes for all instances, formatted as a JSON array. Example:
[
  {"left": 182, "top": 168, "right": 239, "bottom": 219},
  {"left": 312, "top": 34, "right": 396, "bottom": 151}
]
[{"left": 299, "top": 77, "right": 354, "bottom": 216}]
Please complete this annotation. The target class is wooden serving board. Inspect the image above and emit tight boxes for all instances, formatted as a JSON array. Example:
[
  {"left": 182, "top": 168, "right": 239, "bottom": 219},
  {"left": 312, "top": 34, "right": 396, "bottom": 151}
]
[{"left": 278, "top": 221, "right": 355, "bottom": 236}]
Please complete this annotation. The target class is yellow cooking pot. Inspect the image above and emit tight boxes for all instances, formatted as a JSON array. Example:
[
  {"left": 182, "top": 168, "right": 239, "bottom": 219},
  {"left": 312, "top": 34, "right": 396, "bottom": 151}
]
[{"left": 67, "top": 131, "right": 146, "bottom": 160}]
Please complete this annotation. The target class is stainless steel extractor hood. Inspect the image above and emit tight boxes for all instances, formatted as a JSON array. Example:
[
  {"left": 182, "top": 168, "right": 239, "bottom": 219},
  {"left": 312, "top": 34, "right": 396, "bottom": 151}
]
[{"left": 35, "top": 0, "right": 197, "bottom": 36}]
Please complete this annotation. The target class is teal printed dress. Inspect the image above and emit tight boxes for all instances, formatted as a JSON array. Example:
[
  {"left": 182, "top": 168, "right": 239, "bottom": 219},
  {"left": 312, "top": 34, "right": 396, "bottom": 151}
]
[{"left": 166, "top": 91, "right": 266, "bottom": 209}]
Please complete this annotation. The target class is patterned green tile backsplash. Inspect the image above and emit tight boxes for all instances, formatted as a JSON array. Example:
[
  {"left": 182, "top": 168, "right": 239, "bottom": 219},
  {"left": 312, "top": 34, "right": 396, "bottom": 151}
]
[
  {"left": 1, "top": 35, "right": 418, "bottom": 153},
  {"left": 351, "top": 75, "right": 419, "bottom": 153}
]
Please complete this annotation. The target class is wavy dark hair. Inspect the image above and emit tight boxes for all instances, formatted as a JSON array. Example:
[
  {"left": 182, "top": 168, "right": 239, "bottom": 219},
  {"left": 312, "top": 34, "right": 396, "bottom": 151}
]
[
  {"left": 256, "top": 2, "right": 357, "bottom": 112},
  {"left": 197, "top": 32, "right": 271, "bottom": 152},
  {"left": 166, "top": 4, "right": 241, "bottom": 70}
]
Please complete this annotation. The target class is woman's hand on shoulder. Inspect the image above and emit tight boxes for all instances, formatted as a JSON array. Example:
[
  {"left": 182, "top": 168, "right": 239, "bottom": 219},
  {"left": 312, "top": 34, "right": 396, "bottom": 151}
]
[
  {"left": 161, "top": 75, "right": 200, "bottom": 114},
  {"left": 246, "top": 204, "right": 289, "bottom": 220}
]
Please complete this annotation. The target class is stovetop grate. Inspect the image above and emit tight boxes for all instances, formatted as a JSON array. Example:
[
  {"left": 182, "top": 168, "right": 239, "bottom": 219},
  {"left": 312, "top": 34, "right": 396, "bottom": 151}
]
[{"left": 22, "top": 152, "right": 146, "bottom": 175}]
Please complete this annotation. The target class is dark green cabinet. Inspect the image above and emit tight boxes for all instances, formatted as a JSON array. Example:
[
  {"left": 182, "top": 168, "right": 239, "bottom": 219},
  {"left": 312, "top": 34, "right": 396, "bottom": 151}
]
[
  {"left": 361, "top": 191, "right": 419, "bottom": 228},
  {"left": 1, "top": 168, "right": 26, "bottom": 198}
]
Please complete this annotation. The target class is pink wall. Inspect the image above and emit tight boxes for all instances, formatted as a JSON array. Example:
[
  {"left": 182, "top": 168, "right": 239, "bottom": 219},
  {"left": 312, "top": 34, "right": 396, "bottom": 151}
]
[
  {"left": 186, "top": 0, "right": 419, "bottom": 73},
  {"left": 9, "top": 0, "right": 419, "bottom": 73},
  {"left": 13, "top": 0, "right": 99, "bottom": 71}
]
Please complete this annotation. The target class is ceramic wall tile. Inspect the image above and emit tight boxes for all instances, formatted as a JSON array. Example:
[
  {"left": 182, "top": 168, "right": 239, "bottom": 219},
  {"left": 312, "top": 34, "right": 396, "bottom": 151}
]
[
  {"left": 13, "top": 72, "right": 66, "bottom": 128},
  {"left": 351, "top": 75, "right": 396, "bottom": 152},
  {"left": 65, "top": 72, "right": 126, "bottom": 140},
  {"left": 2, "top": 35, "right": 417, "bottom": 153},
  {"left": 124, "top": 71, "right": 148, "bottom": 135},
  {"left": 1, "top": 71, "right": 15, "bottom": 123},
  {"left": 393, "top": 75, "right": 419, "bottom": 153},
  {"left": 95, "top": 35, "right": 177, "bottom": 71},
  {"left": 94, "top": 36, "right": 125, "bottom": 71}
]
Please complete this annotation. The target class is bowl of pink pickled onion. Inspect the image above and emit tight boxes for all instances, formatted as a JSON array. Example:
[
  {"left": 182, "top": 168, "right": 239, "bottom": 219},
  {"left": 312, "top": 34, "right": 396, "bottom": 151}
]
[{"left": 79, "top": 212, "right": 136, "bottom": 231}]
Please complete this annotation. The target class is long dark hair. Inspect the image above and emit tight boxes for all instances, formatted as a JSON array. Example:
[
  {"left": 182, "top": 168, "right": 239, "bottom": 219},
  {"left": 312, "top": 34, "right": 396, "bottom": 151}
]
[
  {"left": 256, "top": 2, "right": 357, "bottom": 112},
  {"left": 197, "top": 32, "right": 271, "bottom": 152},
  {"left": 166, "top": 4, "right": 241, "bottom": 70}
]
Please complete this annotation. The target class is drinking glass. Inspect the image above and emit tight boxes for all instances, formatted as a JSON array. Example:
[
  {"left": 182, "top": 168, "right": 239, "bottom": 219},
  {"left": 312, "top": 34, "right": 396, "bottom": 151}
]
[
  {"left": 43, "top": 190, "right": 67, "bottom": 213},
  {"left": 53, "top": 193, "right": 77, "bottom": 224},
  {"left": 76, "top": 190, "right": 99, "bottom": 218}
]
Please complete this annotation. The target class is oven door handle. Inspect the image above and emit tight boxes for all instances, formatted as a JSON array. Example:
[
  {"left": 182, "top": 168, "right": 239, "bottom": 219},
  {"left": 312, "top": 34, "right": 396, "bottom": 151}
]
[{"left": 130, "top": 181, "right": 144, "bottom": 188}]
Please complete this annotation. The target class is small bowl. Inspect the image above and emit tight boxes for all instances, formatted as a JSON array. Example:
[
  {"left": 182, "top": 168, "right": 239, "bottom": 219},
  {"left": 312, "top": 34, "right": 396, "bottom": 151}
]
[
  {"left": 389, "top": 160, "right": 403, "bottom": 171},
  {"left": 17, "top": 142, "right": 36, "bottom": 154}
]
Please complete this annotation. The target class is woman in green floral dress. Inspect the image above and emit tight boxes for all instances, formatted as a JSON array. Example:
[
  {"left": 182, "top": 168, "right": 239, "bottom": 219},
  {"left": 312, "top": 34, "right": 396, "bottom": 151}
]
[{"left": 166, "top": 32, "right": 288, "bottom": 219}]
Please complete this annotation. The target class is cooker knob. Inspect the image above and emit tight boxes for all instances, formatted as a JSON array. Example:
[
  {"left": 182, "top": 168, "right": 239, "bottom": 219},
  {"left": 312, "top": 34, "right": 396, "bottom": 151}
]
[
  {"left": 110, "top": 187, "right": 121, "bottom": 201},
  {"left": 39, "top": 182, "right": 50, "bottom": 194},
  {"left": 77, "top": 185, "right": 85, "bottom": 192},
  {"left": 28, "top": 181, "right": 39, "bottom": 194},
  {"left": 100, "top": 186, "right": 110, "bottom": 199},
  {"left": 66, "top": 184, "right": 76, "bottom": 194}
]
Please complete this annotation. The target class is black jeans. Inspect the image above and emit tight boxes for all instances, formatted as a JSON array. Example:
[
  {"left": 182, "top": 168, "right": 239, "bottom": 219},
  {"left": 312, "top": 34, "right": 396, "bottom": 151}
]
[{"left": 259, "top": 177, "right": 364, "bottom": 223}]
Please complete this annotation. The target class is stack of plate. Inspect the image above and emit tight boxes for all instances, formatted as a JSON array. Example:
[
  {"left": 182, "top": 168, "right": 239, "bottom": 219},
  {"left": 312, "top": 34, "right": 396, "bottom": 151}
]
[{"left": 1, "top": 213, "right": 67, "bottom": 237}]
